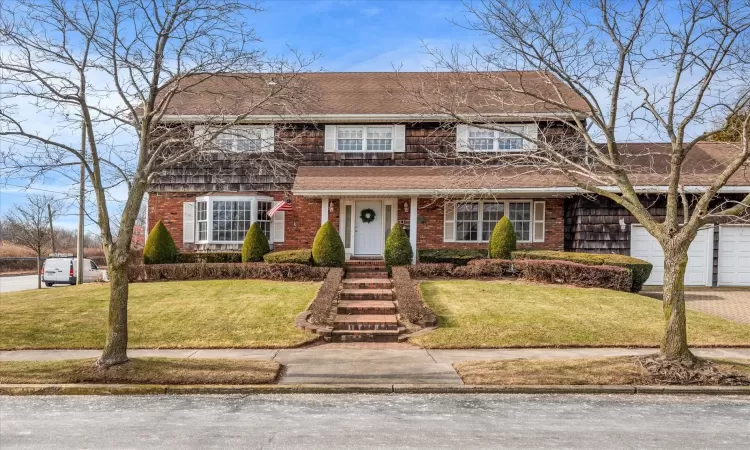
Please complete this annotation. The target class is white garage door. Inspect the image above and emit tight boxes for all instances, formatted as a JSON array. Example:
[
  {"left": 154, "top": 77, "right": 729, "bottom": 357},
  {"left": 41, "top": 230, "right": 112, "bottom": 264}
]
[
  {"left": 718, "top": 226, "right": 750, "bottom": 286},
  {"left": 630, "top": 225, "right": 713, "bottom": 286}
]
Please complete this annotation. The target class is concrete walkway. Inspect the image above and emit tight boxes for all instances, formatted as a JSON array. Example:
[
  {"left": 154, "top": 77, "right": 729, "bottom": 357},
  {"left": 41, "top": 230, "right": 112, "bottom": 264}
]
[{"left": 2, "top": 345, "right": 750, "bottom": 385}]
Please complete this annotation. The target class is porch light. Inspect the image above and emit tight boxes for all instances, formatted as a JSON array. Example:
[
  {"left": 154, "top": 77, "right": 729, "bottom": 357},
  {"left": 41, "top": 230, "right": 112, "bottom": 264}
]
[
  {"left": 329, "top": 201, "right": 334, "bottom": 213},
  {"left": 403, "top": 202, "right": 409, "bottom": 213}
]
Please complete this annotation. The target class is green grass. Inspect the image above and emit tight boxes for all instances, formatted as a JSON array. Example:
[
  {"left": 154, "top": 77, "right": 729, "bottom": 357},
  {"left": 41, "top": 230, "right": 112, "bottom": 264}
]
[
  {"left": 0, "top": 280, "right": 320, "bottom": 349},
  {"left": 410, "top": 280, "right": 750, "bottom": 348},
  {"left": 0, "top": 358, "right": 281, "bottom": 384}
]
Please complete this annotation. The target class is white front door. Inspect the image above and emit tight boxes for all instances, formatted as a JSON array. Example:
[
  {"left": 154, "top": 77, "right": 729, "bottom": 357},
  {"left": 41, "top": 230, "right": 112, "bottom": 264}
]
[
  {"left": 354, "top": 200, "right": 383, "bottom": 255},
  {"left": 630, "top": 225, "right": 713, "bottom": 286}
]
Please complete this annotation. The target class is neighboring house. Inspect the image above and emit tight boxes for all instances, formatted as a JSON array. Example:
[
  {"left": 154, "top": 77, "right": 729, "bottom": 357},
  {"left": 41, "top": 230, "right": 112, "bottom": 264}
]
[{"left": 147, "top": 72, "right": 750, "bottom": 288}]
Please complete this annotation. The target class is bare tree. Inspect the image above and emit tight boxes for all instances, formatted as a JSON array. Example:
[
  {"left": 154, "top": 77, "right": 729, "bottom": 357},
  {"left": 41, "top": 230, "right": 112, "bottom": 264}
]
[
  {"left": 399, "top": 0, "right": 750, "bottom": 365},
  {"left": 0, "top": 0, "right": 316, "bottom": 366},
  {"left": 3, "top": 195, "right": 63, "bottom": 289}
]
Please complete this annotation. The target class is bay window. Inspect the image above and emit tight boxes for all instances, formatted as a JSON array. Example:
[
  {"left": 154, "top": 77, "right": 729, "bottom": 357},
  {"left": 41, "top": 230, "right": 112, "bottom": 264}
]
[
  {"left": 444, "top": 200, "right": 543, "bottom": 243},
  {"left": 194, "top": 196, "right": 275, "bottom": 243}
]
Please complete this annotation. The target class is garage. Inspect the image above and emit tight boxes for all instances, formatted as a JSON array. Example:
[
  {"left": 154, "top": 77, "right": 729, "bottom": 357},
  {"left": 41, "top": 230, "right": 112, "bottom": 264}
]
[
  {"left": 630, "top": 225, "right": 713, "bottom": 286},
  {"left": 718, "top": 225, "right": 750, "bottom": 286}
]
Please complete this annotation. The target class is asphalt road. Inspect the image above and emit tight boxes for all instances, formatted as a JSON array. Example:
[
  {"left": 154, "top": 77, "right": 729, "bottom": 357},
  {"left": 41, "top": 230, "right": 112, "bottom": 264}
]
[
  {"left": 1, "top": 394, "right": 748, "bottom": 449},
  {"left": 0, "top": 275, "right": 58, "bottom": 293}
]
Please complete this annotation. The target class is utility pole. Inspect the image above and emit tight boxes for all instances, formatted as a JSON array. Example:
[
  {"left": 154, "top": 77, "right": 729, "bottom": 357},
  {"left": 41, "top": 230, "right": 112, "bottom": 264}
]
[
  {"left": 47, "top": 203, "right": 56, "bottom": 254},
  {"left": 77, "top": 119, "right": 86, "bottom": 284}
]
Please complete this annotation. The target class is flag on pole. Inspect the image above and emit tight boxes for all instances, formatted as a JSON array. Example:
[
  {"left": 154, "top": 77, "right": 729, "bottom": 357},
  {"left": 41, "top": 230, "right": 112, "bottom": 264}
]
[{"left": 268, "top": 200, "right": 292, "bottom": 217}]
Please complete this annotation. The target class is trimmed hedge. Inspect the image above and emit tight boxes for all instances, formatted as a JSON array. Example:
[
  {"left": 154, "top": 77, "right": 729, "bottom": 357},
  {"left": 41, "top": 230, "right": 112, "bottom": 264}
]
[
  {"left": 512, "top": 250, "right": 653, "bottom": 292},
  {"left": 143, "top": 221, "right": 177, "bottom": 265},
  {"left": 242, "top": 223, "right": 270, "bottom": 262},
  {"left": 308, "top": 267, "right": 343, "bottom": 326},
  {"left": 384, "top": 222, "right": 413, "bottom": 268},
  {"left": 392, "top": 266, "right": 436, "bottom": 327},
  {"left": 177, "top": 252, "right": 241, "bottom": 264},
  {"left": 127, "top": 263, "right": 328, "bottom": 283},
  {"left": 488, "top": 216, "right": 516, "bottom": 259},
  {"left": 453, "top": 259, "right": 513, "bottom": 278},
  {"left": 408, "top": 263, "right": 456, "bottom": 278},
  {"left": 263, "top": 249, "right": 313, "bottom": 265},
  {"left": 418, "top": 249, "right": 486, "bottom": 265},
  {"left": 312, "top": 221, "right": 345, "bottom": 267},
  {"left": 513, "top": 260, "right": 632, "bottom": 291}
]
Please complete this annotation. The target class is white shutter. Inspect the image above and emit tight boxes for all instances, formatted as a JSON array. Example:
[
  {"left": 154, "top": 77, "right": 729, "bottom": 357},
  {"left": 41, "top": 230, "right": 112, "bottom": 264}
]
[
  {"left": 183, "top": 202, "right": 195, "bottom": 244},
  {"left": 443, "top": 201, "right": 456, "bottom": 242},
  {"left": 272, "top": 211, "right": 285, "bottom": 243},
  {"left": 533, "top": 201, "right": 545, "bottom": 242},
  {"left": 261, "top": 126, "right": 275, "bottom": 152},
  {"left": 324, "top": 125, "right": 337, "bottom": 152},
  {"left": 524, "top": 123, "right": 538, "bottom": 150},
  {"left": 393, "top": 124, "right": 406, "bottom": 152},
  {"left": 455, "top": 124, "right": 469, "bottom": 152}
]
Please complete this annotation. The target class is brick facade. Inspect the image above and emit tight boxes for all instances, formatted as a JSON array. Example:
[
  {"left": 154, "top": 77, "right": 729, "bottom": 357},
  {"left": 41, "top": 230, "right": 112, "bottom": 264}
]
[{"left": 149, "top": 192, "right": 564, "bottom": 254}]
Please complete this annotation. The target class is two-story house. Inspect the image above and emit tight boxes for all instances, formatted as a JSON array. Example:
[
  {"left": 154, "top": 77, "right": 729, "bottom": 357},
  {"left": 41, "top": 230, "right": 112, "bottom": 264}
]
[{"left": 147, "top": 72, "right": 750, "bottom": 288}]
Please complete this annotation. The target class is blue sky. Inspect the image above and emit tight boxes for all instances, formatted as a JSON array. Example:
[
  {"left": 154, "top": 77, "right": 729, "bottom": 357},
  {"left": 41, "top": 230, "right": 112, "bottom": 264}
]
[{"left": 0, "top": 0, "right": 470, "bottom": 230}]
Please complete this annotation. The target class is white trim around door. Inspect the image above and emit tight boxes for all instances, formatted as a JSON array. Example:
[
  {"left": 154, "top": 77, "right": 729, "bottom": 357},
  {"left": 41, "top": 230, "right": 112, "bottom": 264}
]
[{"left": 339, "top": 199, "right": 397, "bottom": 258}]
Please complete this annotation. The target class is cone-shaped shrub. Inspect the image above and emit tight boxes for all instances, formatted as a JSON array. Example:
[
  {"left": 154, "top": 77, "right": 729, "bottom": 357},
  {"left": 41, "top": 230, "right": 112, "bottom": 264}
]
[
  {"left": 143, "top": 221, "right": 178, "bottom": 265},
  {"left": 384, "top": 222, "right": 413, "bottom": 268},
  {"left": 312, "top": 221, "right": 345, "bottom": 267},
  {"left": 489, "top": 216, "right": 517, "bottom": 259},
  {"left": 242, "top": 222, "right": 270, "bottom": 262}
]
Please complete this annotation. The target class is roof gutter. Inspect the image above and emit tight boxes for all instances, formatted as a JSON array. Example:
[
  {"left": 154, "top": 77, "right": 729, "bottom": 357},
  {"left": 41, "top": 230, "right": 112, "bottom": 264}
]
[
  {"left": 156, "top": 112, "right": 587, "bottom": 123},
  {"left": 292, "top": 186, "right": 750, "bottom": 197}
]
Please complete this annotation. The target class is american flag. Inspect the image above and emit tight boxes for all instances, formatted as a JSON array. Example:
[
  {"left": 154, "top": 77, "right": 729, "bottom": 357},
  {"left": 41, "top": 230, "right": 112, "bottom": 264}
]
[{"left": 268, "top": 200, "right": 292, "bottom": 217}]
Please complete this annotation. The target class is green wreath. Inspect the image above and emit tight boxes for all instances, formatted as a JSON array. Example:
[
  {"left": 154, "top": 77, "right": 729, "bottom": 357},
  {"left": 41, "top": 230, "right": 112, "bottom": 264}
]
[{"left": 360, "top": 208, "right": 377, "bottom": 223}]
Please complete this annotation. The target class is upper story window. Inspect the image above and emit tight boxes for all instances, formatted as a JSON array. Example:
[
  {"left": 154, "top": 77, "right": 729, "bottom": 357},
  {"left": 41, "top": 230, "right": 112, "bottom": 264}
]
[
  {"left": 457, "top": 124, "right": 537, "bottom": 152},
  {"left": 325, "top": 125, "right": 405, "bottom": 153},
  {"left": 195, "top": 125, "right": 274, "bottom": 152}
]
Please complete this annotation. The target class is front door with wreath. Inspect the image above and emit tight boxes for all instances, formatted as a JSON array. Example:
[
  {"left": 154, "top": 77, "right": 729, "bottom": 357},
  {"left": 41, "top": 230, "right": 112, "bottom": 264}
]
[{"left": 354, "top": 200, "right": 383, "bottom": 255}]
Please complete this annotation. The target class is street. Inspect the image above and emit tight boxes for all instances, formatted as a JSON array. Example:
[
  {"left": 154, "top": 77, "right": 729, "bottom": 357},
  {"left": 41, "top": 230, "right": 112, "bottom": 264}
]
[
  {"left": 0, "top": 275, "right": 53, "bottom": 293},
  {"left": 1, "top": 394, "right": 748, "bottom": 449}
]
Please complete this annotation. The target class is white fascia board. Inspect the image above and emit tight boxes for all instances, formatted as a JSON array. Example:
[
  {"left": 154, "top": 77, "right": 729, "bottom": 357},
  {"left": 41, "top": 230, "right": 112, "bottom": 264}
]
[
  {"left": 292, "top": 186, "right": 750, "bottom": 197},
  {"left": 157, "top": 112, "right": 586, "bottom": 123}
]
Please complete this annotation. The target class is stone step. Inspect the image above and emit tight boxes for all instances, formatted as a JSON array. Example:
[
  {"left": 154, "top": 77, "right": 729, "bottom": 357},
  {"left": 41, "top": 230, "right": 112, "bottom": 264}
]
[
  {"left": 345, "top": 271, "right": 389, "bottom": 279},
  {"left": 343, "top": 278, "right": 393, "bottom": 289},
  {"left": 331, "top": 329, "right": 400, "bottom": 343},
  {"left": 339, "top": 289, "right": 393, "bottom": 301},
  {"left": 337, "top": 300, "right": 396, "bottom": 315},
  {"left": 346, "top": 258, "right": 385, "bottom": 265},
  {"left": 333, "top": 314, "right": 399, "bottom": 331}
]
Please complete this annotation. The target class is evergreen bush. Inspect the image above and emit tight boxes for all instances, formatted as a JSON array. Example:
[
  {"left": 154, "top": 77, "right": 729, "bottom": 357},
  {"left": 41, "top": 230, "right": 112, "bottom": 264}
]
[
  {"left": 312, "top": 221, "right": 345, "bottom": 267},
  {"left": 241, "top": 223, "right": 270, "bottom": 262},
  {"left": 384, "top": 222, "right": 413, "bottom": 267},
  {"left": 489, "top": 216, "right": 517, "bottom": 259},
  {"left": 143, "top": 221, "right": 178, "bottom": 265}
]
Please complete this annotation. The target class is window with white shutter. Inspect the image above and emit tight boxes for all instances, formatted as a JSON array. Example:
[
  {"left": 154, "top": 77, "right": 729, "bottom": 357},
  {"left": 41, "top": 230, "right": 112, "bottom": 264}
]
[
  {"left": 272, "top": 211, "right": 285, "bottom": 243},
  {"left": 443, "top": 202, "right": 456, "bottom": 242},
  {"left": 533, "top": 201, "right": 545, "bottom": 242},
  {"left": 183, "top": 202, "right": 195, "bottom": 244}
]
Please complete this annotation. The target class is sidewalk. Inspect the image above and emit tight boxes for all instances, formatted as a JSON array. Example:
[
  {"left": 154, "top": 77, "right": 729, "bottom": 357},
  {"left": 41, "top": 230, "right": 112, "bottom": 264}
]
[{"left": 3, "top": 345, "right": 750, "bottom": 385}]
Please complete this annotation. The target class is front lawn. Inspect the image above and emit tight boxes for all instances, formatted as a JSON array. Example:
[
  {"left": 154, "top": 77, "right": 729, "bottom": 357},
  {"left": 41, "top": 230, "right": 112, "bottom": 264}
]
[
  {"left": 410, "top": 280, "right": 750, "bottom": 348},
  {"left": 0, "top": 358, "right": 280, "bottom": 384},
  {"left": 0, "top": 280, "right": 320, "bottom": 349},
  {"left": 454, "top": 357, "right": 750, "bottom": 385}
]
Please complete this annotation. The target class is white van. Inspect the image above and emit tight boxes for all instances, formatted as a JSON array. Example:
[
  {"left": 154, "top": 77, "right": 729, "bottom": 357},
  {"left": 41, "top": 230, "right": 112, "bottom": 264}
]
[{"left": 42, "top": 257, "right": 103, "bottom": 286}]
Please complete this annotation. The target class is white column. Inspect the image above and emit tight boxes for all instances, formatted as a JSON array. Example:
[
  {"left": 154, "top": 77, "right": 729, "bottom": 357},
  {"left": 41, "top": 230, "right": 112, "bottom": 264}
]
[
  {"left": 321, "top": 198, "right": 329, "bottom": 224},
  {"left": 410, "top": 197, "right": 418, "bottom": 264}
]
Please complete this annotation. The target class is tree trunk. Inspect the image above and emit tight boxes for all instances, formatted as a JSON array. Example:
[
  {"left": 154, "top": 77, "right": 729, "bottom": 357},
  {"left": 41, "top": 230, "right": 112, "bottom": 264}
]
[
  {"left": 659, "top": 245, "right": 697, "bottom": 365},
  {"left": 97, "top": 261, "right": 129, "bottom": 366},
  {"left": 36, "top": 255, "right": 41, "bottom": 290}
]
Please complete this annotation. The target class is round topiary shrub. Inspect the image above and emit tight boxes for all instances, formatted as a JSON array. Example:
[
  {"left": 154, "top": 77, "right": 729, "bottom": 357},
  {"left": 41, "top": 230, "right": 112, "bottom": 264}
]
[
  {"left": 384, "top": 222, "right": 413, "bottom": 268},
  {"left": 242, "top": 222, "right": 270, "bottom": 262},
  {"left": 489, "top": 216, "right": 517, "bottom": 259},
  {"left": 312, "top": 221, "right": 345, "bottom": 267},
  {"left": 143, "top": 221, "right": 178, "bottom": 265}
]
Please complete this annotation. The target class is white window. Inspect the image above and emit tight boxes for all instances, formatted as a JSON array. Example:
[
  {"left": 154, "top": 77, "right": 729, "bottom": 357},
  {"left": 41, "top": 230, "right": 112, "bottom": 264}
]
[
  {"left": 457, "top": 124, "right": 537, "bottom": 152},
  {"left": 445, "top": 200, "right": 541, "bottom": 243},
  {"left": 197, "top": 125, "right": 274, "bottom": 152},
  {"left": 325, "top": 125, "right": 405, "bottom": 152},
  {"left": 194, "top": 196, "right": 276, "bottom": 243}
]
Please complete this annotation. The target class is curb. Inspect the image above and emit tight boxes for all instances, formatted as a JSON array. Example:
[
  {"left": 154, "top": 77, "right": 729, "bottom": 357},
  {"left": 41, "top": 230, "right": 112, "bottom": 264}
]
[{"left": 1, "top": 383, "right": 749, "bottom": 396}]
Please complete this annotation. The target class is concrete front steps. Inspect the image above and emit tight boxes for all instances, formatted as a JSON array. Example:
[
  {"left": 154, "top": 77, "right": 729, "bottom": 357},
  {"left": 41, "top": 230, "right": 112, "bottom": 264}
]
[{"left": 333, "top": 259, "right": 402, "bottom": 342}]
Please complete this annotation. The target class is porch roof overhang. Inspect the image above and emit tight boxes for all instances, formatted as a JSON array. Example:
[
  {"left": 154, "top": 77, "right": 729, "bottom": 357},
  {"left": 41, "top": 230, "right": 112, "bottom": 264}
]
[{"left": 291, "top": 166, "right": 750, "bottom": 198}]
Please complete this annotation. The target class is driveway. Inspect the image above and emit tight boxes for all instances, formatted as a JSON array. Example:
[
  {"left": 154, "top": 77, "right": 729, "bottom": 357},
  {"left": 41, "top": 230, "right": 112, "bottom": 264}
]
[{"left": 644, "top": 288, "right": 750, "bottom": 324}]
